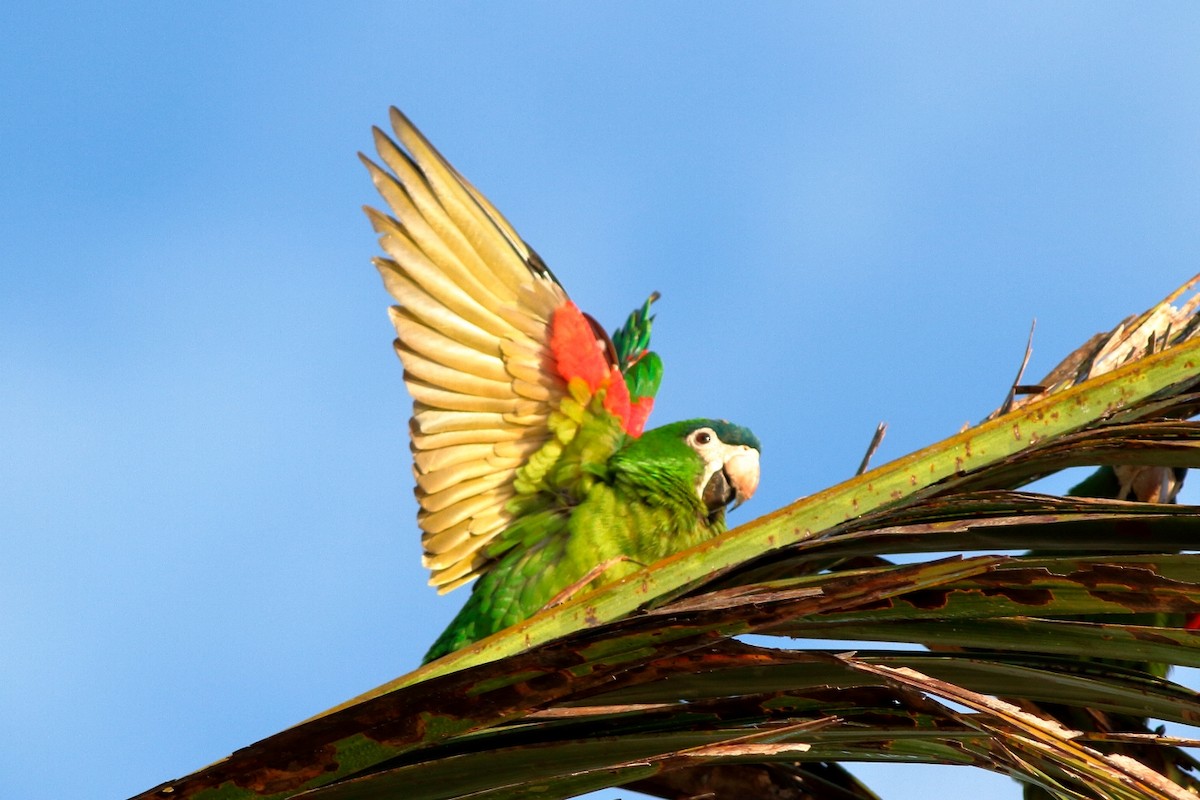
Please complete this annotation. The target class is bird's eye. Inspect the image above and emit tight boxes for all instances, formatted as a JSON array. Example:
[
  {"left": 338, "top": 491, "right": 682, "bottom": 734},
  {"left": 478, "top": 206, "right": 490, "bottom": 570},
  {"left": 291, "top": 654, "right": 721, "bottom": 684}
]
[{"left": 692, "top": 430, "right": 713, "bottom": 446}]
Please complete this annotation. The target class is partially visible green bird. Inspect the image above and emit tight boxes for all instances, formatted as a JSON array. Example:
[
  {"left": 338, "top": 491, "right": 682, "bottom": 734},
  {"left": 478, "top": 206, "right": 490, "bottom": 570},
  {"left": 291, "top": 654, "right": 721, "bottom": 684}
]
[{"left": 360, "top": 109, "right": 761, "bottom": 663}]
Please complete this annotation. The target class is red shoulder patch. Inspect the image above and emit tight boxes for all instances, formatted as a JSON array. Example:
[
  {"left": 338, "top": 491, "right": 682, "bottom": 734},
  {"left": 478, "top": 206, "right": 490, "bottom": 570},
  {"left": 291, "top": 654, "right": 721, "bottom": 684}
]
[
  {"left": 550, "top": 302, "right": 638, "bottom": 435},
  {"left": 602, "top": 365, "right": 631, "bottom": 428},
  {"left": 627, "top": 396, "right": 654, "bottom": 437},
  {"left": 550, "top": 301, "right": 610, "bottom": 390}
]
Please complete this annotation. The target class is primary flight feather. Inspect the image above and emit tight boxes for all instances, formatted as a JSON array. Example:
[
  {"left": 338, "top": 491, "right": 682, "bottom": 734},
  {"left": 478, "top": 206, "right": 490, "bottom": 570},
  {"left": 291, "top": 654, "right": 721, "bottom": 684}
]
[{"left": 362, "top": 109, "right": 761, "bottom": 663}]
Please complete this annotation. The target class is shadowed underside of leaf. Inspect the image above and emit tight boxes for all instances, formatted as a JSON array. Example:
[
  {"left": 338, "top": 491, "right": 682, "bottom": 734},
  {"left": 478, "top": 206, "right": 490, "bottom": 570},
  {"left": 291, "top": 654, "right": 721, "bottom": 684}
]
[{"left": 133, "top": 279, "right": 1200, "bottom": 800}]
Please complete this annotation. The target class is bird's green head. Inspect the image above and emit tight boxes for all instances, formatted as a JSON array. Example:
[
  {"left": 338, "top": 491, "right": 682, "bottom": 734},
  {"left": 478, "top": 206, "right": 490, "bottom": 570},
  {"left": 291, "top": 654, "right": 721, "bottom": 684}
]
[{"left": 614, "top": 418, "right": 761, "bottom": 518}]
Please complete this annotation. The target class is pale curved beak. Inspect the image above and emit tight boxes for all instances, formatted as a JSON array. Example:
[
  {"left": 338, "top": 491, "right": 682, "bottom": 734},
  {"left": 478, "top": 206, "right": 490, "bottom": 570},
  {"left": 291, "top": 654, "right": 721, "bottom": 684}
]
[{"left": 723, "top": 446, "right": 760, "bottom": 508}]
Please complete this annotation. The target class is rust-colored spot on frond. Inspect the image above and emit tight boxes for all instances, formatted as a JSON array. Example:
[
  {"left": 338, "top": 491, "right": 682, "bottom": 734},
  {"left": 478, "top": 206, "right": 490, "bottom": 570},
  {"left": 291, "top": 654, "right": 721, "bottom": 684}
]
[
  {"left": 980, "top": 586, "right": 1054, "bottom": 606},
  {"left": 846, "top": 598, "right": 897, "bottom": 613},
  {"left": 904, "top": 589, "right": 951, "bottom": 610},
  {"left": 1131, "top": 628, "right": 1186, "bottom": 645}
]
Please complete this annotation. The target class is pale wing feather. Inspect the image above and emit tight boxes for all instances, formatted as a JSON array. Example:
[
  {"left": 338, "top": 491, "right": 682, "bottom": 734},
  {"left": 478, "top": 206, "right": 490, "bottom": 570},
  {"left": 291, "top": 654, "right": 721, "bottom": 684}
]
[
  {"left": 387, "top": 108, "right": 534, "bottom": 297},
  {"left": 511, "top": 379, "right": 553, "bottom": 402},
  {"left": 413, "top": 438, "right": 542, "bottom": 473},
  {"left": 416, "top": 458, "right": 520, "bottom": 495},
  {"left": 406, "top": 377, "right": 547, "bottom": 416},
  {"left": 422, "top": 507, "right": 508, "bottom": 563},
  {"left": 421, "top": 489, "right": 516, "bottom": 535},
  {"left": 412, "top": 407, "right": 522, "bottom": 435},
  {"left": 453, "top": 170, "right": 531, "bottom": 263},
  {"left": 366, "top": 109, "right": 568, "bottom": 592},
  {"left": 391, "top": 312, "right": 512, "bottom": 384},
  {"left": 400, "top": 353, "right": 514, "bottom": 401},
  {"left": 410, "top": 427, "right": 534, "bottom": 449},
  {"left": 380, "top": 271, "right": 498, "bottom": 353},
  {"left": 367, "top": 144, "right": 519, "bottom": 309},
  {"left": 492, "top": 439, "right": 549, "bottom": 460},
  {"left": 369, "top": 217, "right": 516, "bottom": 338},
  {"left": 419, "top": 471, "right": 514, "bottom": 514}
]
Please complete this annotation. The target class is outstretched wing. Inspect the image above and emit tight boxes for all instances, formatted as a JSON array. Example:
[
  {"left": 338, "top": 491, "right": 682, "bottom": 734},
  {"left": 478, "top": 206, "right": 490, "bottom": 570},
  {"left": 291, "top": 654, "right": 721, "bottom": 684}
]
[{"left": 362, "top": 109, "right": 648, "bottom": 593}]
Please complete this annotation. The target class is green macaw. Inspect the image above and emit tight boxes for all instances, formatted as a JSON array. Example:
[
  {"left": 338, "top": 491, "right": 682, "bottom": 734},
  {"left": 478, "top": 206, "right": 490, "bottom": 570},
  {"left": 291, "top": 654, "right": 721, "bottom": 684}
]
[{"left": 361, "top": 109, "right": 762, "bottom": 663}]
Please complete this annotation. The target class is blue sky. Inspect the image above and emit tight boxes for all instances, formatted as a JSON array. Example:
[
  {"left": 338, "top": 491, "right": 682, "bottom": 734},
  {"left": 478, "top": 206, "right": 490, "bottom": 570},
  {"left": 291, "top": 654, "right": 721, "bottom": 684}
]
[{"left": 5, "top": 5, "right": 1200, "bottom": 799}]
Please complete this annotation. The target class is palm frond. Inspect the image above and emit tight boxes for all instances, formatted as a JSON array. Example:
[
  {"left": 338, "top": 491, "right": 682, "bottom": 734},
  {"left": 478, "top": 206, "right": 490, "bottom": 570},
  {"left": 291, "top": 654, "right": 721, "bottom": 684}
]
[{"left": 132, "top": 277, "right": 1200, "bottom": 800}]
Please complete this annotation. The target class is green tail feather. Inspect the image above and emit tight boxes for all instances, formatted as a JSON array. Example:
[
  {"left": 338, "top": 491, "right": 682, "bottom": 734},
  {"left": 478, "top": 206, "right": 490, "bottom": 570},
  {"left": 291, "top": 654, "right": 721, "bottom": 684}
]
[
  {"left": 613, "top": 292, "right": 663, "bottom": 404},
  {"left": 613, "top": 292, "right": 659, "bottom": 373}
]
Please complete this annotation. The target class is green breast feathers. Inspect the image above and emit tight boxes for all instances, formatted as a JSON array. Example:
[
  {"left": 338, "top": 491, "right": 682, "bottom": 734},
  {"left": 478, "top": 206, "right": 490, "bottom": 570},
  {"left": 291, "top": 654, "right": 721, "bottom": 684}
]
[{"left": 361, "top": 109, "right": 761, "bottom": 662}]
